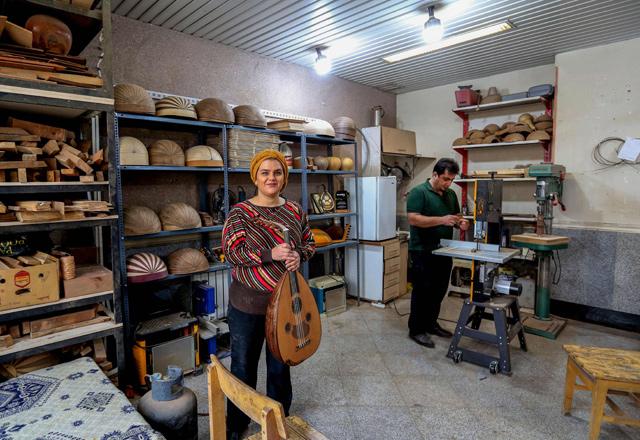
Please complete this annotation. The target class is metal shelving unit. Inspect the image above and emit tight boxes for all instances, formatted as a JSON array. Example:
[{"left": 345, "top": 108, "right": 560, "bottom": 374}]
[
  {"left": 0, "top": 0, "right": 124, "bottom": 376},
  {"left": 113, "top": 109, "right": 362, "bottom": 342}
]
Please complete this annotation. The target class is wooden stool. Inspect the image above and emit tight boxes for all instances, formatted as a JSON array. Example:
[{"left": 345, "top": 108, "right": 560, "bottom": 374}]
[{"left": 563, "top": 345, "right": 640, "bottom": 440}]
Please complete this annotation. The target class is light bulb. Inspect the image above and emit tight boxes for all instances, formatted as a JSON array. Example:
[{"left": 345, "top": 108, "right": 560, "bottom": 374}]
[
  {"left": 423, "top": 6, "right": 443, "bottom": 43},
  {"left": 314, "top": 50, "right": 331, "bottom": 75}
]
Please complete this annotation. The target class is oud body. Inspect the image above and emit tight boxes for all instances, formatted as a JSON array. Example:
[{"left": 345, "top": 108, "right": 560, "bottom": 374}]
[{"left": 266, "top": 232, "right": 321, "bottom": 366}]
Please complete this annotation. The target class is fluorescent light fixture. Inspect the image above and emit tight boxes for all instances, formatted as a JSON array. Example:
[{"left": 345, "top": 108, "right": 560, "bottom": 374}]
[
  {"left": 384, "top": 21, "right": 513, "bottom": 63},
  {"left": 314, "top": 48, "right": 331, "bottom": 75},
  {"left": 422, "top": 6, "right": 443, "bottom": 43}
]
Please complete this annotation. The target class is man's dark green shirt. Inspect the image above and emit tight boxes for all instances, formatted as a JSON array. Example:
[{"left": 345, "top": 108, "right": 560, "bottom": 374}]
[{"left": 406, "top": 181, "right": 460, "bottom": 252}]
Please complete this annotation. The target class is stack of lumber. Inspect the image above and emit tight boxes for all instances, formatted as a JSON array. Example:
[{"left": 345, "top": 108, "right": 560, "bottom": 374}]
[
  {"left": 0, "top": 41, "right": 103, "bottom": 89},
  {"left": 0, "top": 250, "right": 57, "bottom": 269},
  {"left": 2, "top": 199, "right": 112, "bottom": 223},
  {"left": 267, "top": 118, "right": 305, "bottom": 132},
  {"left": 0, "top": 118, "right": 107, "bottom": 183},
  {"left": 209, "top": 129, "right": 280, "bottom": 168}
]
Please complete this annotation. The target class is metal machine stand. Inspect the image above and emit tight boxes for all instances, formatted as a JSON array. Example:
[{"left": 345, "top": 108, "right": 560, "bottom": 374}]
[
  {"left": 435, "top": 240, "right": 526, "bottom": 375},
  {"left": 511, "top": 164, "right": 569, "bottom": 339},
  {"left": 448, "top": 296, "right": 527, "bottom": 375},
  {"left": 511, "top": 240, "right": 569, "bottom": 339}
]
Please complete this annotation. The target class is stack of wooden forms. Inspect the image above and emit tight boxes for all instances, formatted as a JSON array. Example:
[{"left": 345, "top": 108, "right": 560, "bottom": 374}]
[
  {"left": 209, "top": 129, "right": 280, "bottom": 168},
  {"left": 0, "top": 118, "right": 107, "bottom": 184},
  {"left": 0, "top": 199, "right": 111, "bottom": 223}
]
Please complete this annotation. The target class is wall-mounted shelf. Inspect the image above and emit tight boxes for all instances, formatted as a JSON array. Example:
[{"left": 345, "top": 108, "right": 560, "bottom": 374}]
[
  {"left": 453, "top": 96, "right": 549, "bottom": 115},
  {"left": 455, "top": 177, "right": 536, "bottom": 184},
  {"left": 452, "top": 140, "right": 548, "bottom": 151}
]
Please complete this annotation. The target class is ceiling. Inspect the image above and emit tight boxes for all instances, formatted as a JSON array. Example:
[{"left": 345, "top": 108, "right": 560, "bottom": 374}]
[{"left": 112, "top": 0, "right": 640, "bottom": 94}]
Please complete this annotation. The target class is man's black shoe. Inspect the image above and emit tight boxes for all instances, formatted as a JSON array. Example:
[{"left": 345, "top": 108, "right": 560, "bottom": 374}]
[
  {"left": 409, "top": 332, "right": 435, "bottom": 348},
  {"left": 427, "top": 324, "right": 453, "bottom": 338}
]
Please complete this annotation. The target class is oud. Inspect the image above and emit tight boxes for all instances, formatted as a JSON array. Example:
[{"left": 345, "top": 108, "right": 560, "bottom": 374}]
[{"left": 266, "top": 227, "right": 322, "bottom": 366}]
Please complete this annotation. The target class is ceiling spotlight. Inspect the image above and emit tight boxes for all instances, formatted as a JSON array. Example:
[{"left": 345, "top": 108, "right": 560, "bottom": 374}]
[
  {"left": 423, "top": 5, "right": 444, "bottom": 43},
  {"left": 314, "top": 48, "right": 331, "bottom": 75}
]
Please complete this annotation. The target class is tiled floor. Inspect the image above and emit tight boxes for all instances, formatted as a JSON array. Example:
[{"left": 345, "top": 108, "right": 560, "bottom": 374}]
[{"left": 185, "top": 295, "right": 640, "bottom": 440}]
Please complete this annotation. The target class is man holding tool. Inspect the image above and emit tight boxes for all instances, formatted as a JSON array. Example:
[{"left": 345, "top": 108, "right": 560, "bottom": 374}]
[{"left": 406, "top": 158, "right": 469, "bottom": 348}]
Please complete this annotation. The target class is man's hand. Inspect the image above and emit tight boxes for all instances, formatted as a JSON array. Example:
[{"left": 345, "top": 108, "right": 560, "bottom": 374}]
[
  {"left": 441, "top": 215, "right": 461, "bottom": 227},
  {"left": 272, "top": 243, "right": 294, "bottom": 261},
  {"left": 284, "top": 251, "right": 300, "bottom": 272},
  {"left": 459, "top": 219, "right": 470, "bottom": 231}
]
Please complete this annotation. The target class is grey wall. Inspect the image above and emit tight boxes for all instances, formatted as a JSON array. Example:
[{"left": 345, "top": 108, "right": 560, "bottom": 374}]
[{"left": 111, "top": 15, "right": 395, "bottom": 128}]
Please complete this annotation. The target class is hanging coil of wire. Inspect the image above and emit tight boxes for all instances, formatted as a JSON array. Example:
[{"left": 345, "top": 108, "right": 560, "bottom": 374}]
[{"left": 592, "top": 137, "right": 639, "bottom": 172}]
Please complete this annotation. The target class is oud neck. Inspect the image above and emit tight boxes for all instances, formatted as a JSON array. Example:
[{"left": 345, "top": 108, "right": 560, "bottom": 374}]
[{"left": 283, "top": 227, "right": 299, "bottom": 293}]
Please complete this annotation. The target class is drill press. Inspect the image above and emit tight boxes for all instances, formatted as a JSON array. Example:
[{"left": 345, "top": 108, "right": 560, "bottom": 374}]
[{"left": 511, "top": 164, "right": 570, "bottom": 339}]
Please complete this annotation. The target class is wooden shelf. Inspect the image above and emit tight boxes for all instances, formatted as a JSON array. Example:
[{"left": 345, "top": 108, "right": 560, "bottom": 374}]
[
  {"left": 453, "top": 96, "right": 549, "bottom": 115},
  {"left": 0, "top": 291, "right": 115, "bottom": 323},
  {"left": 0, "top": 181, "right": 109, "bottom": 194},
  {"left": 453, "top": 140, "right": 547, "bottom": 151},
  {"left": 0, "top": 215, "right": 117, "bottom": 233},
  {"left": 0, "top": 321, "right": 122, "bottom": 363},
  {"left": 455, "top": 177, "right": 536, "bottom": 183}
]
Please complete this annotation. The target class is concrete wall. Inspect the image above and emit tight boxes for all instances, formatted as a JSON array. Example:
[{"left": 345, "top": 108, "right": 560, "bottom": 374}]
[
  {"left": 111, "top": 15, "right": 396, "bottom": 129},
  {"left": 554, "top": 37, "right": 640, "bottom": 231}
]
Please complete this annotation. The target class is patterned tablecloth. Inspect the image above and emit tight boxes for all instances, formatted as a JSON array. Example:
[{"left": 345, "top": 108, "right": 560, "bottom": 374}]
[{"left": 0, "top": 357, "right": 165, "bottom": 440}]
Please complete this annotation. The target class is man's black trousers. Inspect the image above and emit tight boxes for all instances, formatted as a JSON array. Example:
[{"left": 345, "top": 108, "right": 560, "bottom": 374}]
[{"left": 408, "top": 251, "right": 453, "bottom": 335}]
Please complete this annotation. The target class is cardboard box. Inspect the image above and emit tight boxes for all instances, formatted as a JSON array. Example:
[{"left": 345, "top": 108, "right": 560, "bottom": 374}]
[
  {"left": 0, "top": 261, "right": 60, "bottom": 311},
  {"left": 398, "top": 240, "right": 409, "bottom": 297},
  {"left": 380, "top": 126, "right": 416, "bottom": 156},
  {"left": 62, "top": 265, "right": 113, "bottom": 298}
]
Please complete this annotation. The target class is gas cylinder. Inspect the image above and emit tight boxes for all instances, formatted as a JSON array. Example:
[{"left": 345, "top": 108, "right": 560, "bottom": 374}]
[{"left": 137, "top": 366, "right": 198, "bottom": 440}]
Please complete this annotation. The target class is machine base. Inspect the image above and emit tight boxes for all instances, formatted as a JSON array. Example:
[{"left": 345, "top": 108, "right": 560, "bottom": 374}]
[{"left": 522, "top": 313, "right": 567, "bottom": 339}]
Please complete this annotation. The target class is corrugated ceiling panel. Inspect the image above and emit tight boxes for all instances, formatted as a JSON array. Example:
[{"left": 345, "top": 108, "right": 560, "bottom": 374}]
[{"left": 114, "top": 0, "right": 640, "bottom": 93}]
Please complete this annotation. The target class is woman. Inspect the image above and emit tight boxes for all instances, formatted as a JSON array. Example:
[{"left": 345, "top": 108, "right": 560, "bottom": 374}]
[{"left": 222, "top": 149, "right": 315, "bottom": 439}]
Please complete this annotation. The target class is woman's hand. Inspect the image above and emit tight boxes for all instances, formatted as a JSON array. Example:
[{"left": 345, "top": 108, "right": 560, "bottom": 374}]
[
  {"left": 284, "top": 250, "right": 300, "bottom": 272},
  {"left": 271, "top": 243, "right": 293, "bottom": 261}
]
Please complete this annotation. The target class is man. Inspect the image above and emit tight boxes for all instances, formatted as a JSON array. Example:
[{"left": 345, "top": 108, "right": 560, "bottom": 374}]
[{"left": 406, "top": 158, "right": 469, "bottom": 348}]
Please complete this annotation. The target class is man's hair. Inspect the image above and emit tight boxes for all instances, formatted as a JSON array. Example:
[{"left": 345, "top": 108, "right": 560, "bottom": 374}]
[{"left": 433, "top": 158, "right": 460, "bottom": 176}]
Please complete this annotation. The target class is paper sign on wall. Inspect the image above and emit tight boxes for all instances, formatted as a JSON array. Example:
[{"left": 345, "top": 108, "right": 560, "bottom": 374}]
[{"left": 617, "top": 137, "right": 640, "bottom": 162}]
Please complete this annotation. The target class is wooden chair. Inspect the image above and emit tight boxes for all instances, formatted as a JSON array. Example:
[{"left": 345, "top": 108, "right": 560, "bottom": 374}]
[
  {"left": 208, "top": 355, "right": 329, "bottom": 440},
  {"left": 563, "top": 345, "right": 640, "bottom": 439}
]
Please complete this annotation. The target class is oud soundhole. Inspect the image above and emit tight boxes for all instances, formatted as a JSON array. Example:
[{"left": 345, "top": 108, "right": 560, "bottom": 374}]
[
  {"left": 285, "top": 323, "right": 292, "bottom": 333},
  {"left": 306, "top": 312, "right": 311, "bottom": 321},
  {"left": 291, "top": 297, "right": 302, "bottom": 313}
]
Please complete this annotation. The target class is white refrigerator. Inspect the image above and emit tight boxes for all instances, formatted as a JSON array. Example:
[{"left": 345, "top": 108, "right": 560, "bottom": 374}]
[{"left": 345, "top": 176, "right": 396, "bottom": 241}]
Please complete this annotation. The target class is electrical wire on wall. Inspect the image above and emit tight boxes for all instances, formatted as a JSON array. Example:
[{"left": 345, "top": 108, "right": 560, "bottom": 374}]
[{"left": 592, "top": 137, "right": 640, "bottom": 174}]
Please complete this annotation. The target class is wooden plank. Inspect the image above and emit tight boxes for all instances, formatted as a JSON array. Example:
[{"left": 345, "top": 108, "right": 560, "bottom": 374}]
[
  {"left": 17, "top": 256, "right": 41, "bottom": 266},
  {"left": 0, "top": 133, "right": 40, "bottom": 142},
  {"left": 17, "top": 146, "right": 43, "bottom": 155},
  {"left": 16, "top": 200, "right": 52, "bottom": 211},
  {"left": 29, "top": 306, "right": 97, "bottom": 334},
  {"left": 46, "top": 170, "right": 55, "bottom": 182},
  {"left": 17, "top": 168, "right": 27, "bottom": 183},
  {"left": 0, "top": 160, "right": 47, "bottom": 170},
  {"left": 0, "top": 334, "right": 13, "bottom": 348},
  {"left": 63, "top": 265, "right": 113, "bottom": 298},
  {"left": 0, "top": 201, "right": 5, "bottom": 214},
  {"left": 60, "top": 169, "right": 79, "bottom": 177},
  {"left": 55, "top": 154, "right": 75, "bottom": 169},
  {"left": 0, "top": 127, "right": 28, "bottom": 135},
  {"left": 19, "top": 141, "right": 38, "bottom": 147},
  {"left": 43, "top": 157, "right": 57, "bottom": 170},
  {"left": 16, "top": 210, "right": 63, "bottom": 222},
  {"left": 93, "top": 337, "right": 106, "bottom": 363},
  {"left": 511, "top": 233, "right": 569, "bottom": 245},
  {"left": 9, "top": 325, "right": 20, "bottom": 338},
  {"left": 8, "top": 118, "right": 66, "bottom": 141},
  {"left": 21, "top": 153, "right": 37, "bottom": 161},
  {"left": 79, "top": 175, "right": 94, "bottom": 182},
  {"left": 37, "top": 72, "right": 103, "bottom": 88},
  {"left": 31, "top": 315, "right": 110, "bottom": 338},
  {"left": 95, "top": 171, "right": 105, "bottom": 182},
  {"left": 0, "top": 256, "right": 21, "bottom": 268},
  {"left": 60, "top": 143, "right": 82, "bottom": 157},
  {"left": 0, "top": 141, "right": 17, "bottom": 152},
  {"left": 5, "top": 21, "right": 32, "bottom": 48},
  {"left": 42, "top": 140, "right": 60, "bottom": 156}
]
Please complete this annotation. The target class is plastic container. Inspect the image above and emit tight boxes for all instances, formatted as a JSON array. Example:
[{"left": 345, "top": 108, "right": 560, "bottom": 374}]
[{"left": 455, "top": 88, "right": 479, "bottom": 106}]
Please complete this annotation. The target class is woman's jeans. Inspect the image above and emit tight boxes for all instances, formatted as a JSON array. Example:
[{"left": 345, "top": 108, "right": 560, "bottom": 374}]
[{"left": 226, "top": 305, "right": 292, "bottom": 433}]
